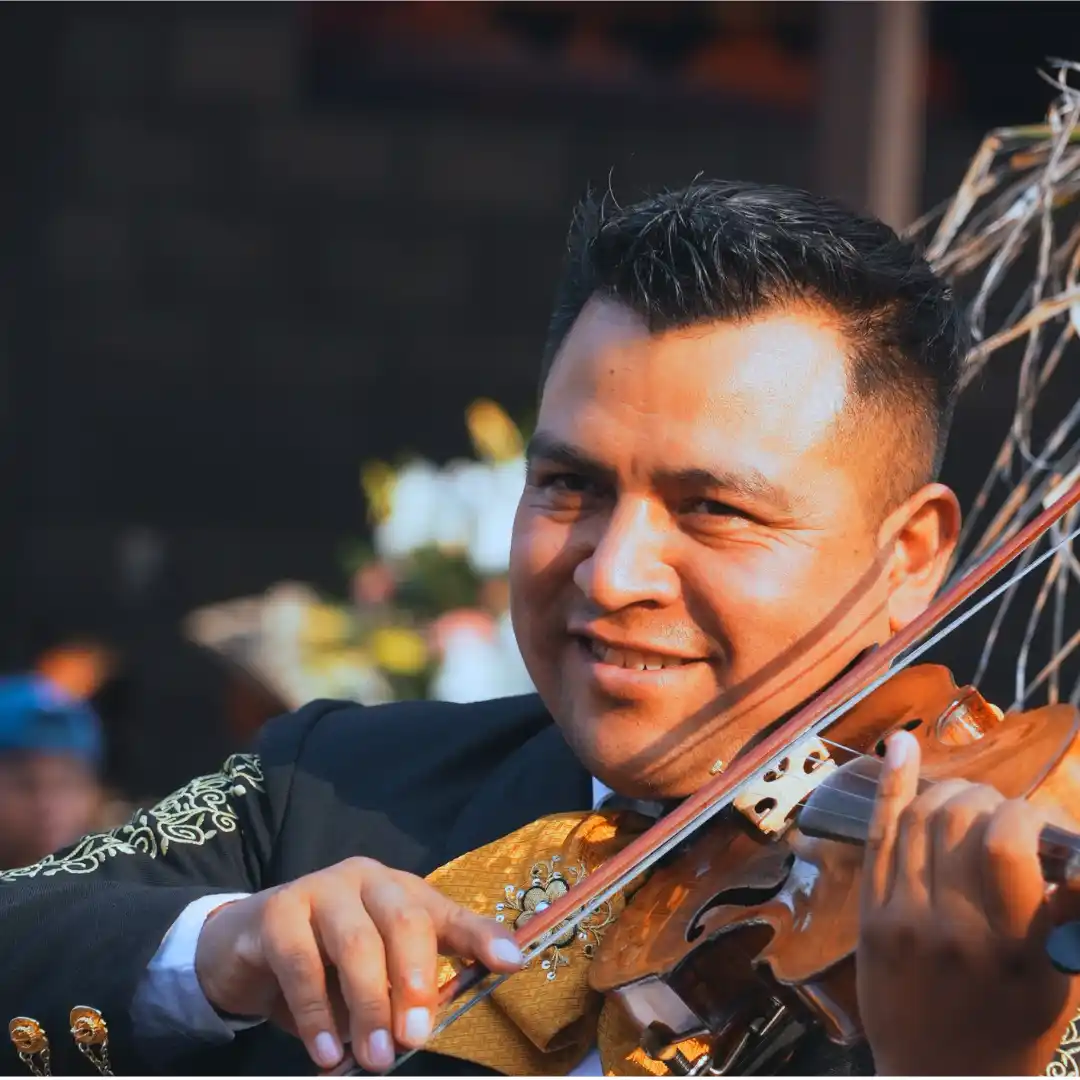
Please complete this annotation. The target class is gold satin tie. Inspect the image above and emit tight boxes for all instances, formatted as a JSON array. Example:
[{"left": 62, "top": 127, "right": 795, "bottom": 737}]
[{"left": 423, "top": 810, "right": 711, "bottom": 1076}]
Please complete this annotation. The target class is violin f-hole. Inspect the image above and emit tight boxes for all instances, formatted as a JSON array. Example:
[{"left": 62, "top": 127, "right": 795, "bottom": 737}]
[{"left": 687, "top": 858, "right": 795, "bottom": 943}]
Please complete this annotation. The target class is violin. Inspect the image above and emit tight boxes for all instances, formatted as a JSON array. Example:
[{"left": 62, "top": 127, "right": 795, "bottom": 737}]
[
  {"left": 328, "top": 469, "right": 1080, "bottom": 1078},
  {"left": 586, "top": 662, "right": 1080, "bottom": 1075}
]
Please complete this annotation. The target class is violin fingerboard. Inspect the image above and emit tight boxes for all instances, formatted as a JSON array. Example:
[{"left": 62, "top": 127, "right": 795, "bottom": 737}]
[{"left": 797, "top": 757, "right": 931, "bottom": 845}]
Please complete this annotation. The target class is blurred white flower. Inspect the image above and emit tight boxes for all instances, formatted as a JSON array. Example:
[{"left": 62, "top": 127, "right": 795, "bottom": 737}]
[
  {"left": 494, "top": 610, "right": 535, "bottom": 696},
  {"left": 430, "top": 607, "right": 534, "bottom": 703},
  {"left": 466, "top": 457, "right": 524, "bottom": 575},
  {"left": 374, "top": 461, "right": 441, "bottom": 559},
  {"left": 431, "top": 621, "right": 500, "bottom": 703},
  {"left": 437, "top": 460, "right": 486, "bottom": 553},
  {"left": 372, "top": 454, "right": 525, "bottom": 574}
]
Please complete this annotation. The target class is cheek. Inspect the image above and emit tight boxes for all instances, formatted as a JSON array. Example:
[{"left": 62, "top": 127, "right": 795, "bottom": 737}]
[
  {"left": 689, "top": 543, "right": 871, "bottom": 648},
  {"left": 509, "top": 507, "right": 577, "bottom": 645},
  {"left": 694, "top": 545, "right": 819, "bottom": 615},
  {"left": 510, "top": 505, "right": 576, "bottom": 591}
]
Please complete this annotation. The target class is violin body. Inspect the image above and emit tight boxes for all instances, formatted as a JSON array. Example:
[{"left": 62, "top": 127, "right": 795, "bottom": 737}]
[{"left": 587, "top": 664, "right": 1080, "bottom": 1072}]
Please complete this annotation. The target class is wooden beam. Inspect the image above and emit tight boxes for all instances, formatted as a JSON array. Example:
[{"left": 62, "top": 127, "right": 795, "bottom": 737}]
[{"left": 817, "top": 0, "right": 928, "bottom": 230}]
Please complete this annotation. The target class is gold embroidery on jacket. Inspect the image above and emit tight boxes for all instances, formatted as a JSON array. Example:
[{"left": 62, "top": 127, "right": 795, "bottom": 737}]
[
  {"left": 0, "top": 755, "right": 264, "bottom": 881},
  {"left": 1049, "top": 1011, "right": 1080, "bottom": 1075}
]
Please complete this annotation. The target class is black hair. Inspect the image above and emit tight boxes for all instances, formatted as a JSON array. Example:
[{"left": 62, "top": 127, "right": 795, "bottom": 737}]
[{"left": 541, "top": 180, "right": 968, "bottom": 511}]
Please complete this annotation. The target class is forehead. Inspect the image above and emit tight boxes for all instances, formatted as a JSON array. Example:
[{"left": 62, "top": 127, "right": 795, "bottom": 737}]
[{"left": 538, "top": 299, "right": 852, "bottom": 478}]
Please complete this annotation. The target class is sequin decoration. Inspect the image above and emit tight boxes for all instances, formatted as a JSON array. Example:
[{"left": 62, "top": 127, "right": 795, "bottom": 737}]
[{"left": 496, "top": 855, "right": 615, "bottom": 981}]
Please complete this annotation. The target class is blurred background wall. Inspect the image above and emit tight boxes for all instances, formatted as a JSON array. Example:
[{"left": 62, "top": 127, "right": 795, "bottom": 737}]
[{"left": 0, "top": 1, "right": 1075, "bottom": 799}]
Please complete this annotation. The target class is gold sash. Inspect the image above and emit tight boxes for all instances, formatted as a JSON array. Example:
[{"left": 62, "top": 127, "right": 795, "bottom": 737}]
[{"left": 423, "top": 811, "right": 711, "bottom": 1076}]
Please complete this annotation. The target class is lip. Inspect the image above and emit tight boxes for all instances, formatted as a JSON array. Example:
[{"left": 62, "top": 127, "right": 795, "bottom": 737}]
[
  {"left": 572, "top": 636, "right": 710, "bottom": 699},
  {"left": 569, "top": 628, "right": 707, "bottom": 663}
]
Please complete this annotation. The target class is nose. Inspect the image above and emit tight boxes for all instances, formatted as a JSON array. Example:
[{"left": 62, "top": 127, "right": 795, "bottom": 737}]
[{"left": 572, "top": 498, "right": 680, "bottom": 611}]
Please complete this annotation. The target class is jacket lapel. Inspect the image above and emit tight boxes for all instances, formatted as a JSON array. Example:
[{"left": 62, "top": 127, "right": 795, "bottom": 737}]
[{"left": 442, "top": 718, "right": 592, "bottom": 864}]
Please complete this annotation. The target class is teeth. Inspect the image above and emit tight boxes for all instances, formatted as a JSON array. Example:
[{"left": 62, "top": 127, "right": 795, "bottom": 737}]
[{"left": 587, "top": 641, "right": 689, "bottom": 670}]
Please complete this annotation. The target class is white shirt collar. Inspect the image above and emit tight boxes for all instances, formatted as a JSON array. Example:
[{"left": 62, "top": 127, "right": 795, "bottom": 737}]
[{"left": 590, "top": 776, "right": 614, "bottom": 810}]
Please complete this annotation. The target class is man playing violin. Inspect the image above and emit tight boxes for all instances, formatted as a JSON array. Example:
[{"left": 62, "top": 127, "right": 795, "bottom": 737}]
[{"left": 2, "top": 180, "right": 1076, "bottom": 1077}]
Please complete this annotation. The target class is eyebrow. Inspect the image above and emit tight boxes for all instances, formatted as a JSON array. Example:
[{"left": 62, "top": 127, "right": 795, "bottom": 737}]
[{"left": 525, "top": 431, "right": 801, "bottom": 515}]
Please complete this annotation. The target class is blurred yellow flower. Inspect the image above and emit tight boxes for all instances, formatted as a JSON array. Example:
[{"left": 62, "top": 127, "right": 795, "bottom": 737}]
[
  {"left": 371, "top": 626, "right": 429, "bottom": 675},
  {"left": 302, "top": 604, "right": 353, "bottom": 647},
  {"left": 361, "top": 460, "right": 397, "bottom": 523},
  {"left": 307, "top": 645, "right": 372, "bottom": 673},
  {"left": 466, "top": 399, "right": 523, "bottom": 463}
]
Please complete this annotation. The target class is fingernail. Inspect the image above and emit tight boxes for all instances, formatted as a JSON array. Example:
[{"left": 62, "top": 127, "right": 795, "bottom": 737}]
[
  {"left": 404, "top": 1007, "right": 431, "bottom": 1045},
  {"left": 313, "top": 1031, "right": 342, "bottom": 1069},
  {"left": 368, "top": 1029, "right": 394, "bottom": 1071},
  {"left": 884, "top": 730, "right": 914, "bottom": 770},
  {"left": 489, "top": 937, "right": 523, "bottom": 967}
]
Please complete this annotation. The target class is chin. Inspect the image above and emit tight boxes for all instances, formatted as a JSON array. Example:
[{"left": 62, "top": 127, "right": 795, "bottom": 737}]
[
  {"left": 561, "top": 722, "right": 701, "bottom": 801},
  {"left": 597, "top": 763, "right": 702, "bottom": 802}
]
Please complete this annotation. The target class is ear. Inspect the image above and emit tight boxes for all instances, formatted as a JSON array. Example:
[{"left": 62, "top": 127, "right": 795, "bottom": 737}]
[{"left": 879, "top": 483, "right": 962, "bottom": 632}]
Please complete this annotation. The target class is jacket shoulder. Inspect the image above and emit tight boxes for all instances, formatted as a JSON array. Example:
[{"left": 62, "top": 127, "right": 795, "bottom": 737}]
[
  {"left": 259, "top": 694, "right": 558, "bottom": 879},
  {"left": 280, "top": 692, "right": 552, "bottom": 764}
]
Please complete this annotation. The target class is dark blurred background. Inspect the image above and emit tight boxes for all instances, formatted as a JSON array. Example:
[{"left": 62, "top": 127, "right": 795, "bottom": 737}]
[{"left": 0, "top": 1, "right": 1077, "bottom": 803}]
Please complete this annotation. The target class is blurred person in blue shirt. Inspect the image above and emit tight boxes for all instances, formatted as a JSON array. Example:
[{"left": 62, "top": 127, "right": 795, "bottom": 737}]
[{"left": 0, "top": 674, "right": 104, "bottom": 870}]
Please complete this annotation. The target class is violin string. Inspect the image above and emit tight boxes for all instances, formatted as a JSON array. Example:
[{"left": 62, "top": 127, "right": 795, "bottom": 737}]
[
  {"left": 793, "top": 802, "right": 879, "bottom": 831},
  {"left": 794, "top": 736, "right": 970, "bottom": 815},
  {"left": 808, "top": 739, "right": 959, "bottom": 796},
  {"left": 815, "top": 735, "right": 864, "bottom": 757}
]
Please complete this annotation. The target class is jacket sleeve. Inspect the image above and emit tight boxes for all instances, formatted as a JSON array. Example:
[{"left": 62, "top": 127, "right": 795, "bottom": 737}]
[{"left": 0, "top": 700, "right": 331, "bottom": 1077}]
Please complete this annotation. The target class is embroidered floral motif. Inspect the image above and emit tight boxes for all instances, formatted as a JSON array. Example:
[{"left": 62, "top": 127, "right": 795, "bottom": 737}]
[
  {"left": 0, "top": 755, "right": 264, "bottom": 881},
  {"left": 1049, "top": 1012, "right": 1080, "bottom": 1076},
  {"left": 496, "top": 855, "right": 615, "bottom": 981}
]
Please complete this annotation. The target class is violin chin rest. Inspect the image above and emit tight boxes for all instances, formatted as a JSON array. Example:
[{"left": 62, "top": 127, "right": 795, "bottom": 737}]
[{"left": 1047, "top": 922, "right": 1080, "bottom": 975}]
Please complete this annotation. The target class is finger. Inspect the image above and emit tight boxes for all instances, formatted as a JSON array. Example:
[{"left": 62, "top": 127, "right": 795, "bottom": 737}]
[
  {"left": 863, "top": 730, "right": 922, "bottom": 911},
  {"left": 982, "top": 798, "right": 1050, "bottom": 942},
  {"left": 426, "top": 886, "right": 524, "bottom": 974},
  {"left": 889, "top": 776, "right": 973, "bottom": 910},
  {"left": 260, "top": 890, "right": 344, "bottom": 1071},
  {"left": 315, "top": 897, "right": 397, "bottom": 1073},
  {"left": 928, "top": 784, "right": 1002, "bottom": 915},
  {"left": 267, "top": 980, "right": 351, "bottom": 1046},
  {"left": 363, "top": 881, "right": 441, "bottom": 1051}
]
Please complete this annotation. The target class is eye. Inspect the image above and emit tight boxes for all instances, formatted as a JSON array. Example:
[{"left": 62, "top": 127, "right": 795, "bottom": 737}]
[
  {"left": 685, "top": 498, "right": 747, "bottom": 518},
  {"left": 536, "top": 471, "right": 592, "bottom": 494}
]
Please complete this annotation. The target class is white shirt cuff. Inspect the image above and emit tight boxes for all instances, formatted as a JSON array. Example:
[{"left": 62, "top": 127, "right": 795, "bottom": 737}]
[{"left": 132, "top": 892, "right": 264, "bottom": 1042}]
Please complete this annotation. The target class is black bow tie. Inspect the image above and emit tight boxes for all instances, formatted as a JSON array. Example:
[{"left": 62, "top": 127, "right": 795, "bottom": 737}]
[{"left": 596, "top": 793, "right": 671, "bottom": 821}]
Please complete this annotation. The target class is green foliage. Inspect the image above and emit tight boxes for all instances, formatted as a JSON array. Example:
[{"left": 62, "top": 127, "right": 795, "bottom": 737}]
[{"left": 392, "top": 546, "right": 485, "bottom": 618}]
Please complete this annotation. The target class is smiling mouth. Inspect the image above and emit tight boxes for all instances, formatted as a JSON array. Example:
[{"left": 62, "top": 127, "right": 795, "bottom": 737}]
[{"left": 580, "top": 637, "right": 702, "bottom": 671}]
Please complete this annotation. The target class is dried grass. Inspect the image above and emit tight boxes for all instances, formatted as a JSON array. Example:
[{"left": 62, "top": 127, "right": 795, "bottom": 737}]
[{"left": 905, "top": 60, "right": 1080, "bottom": 708}]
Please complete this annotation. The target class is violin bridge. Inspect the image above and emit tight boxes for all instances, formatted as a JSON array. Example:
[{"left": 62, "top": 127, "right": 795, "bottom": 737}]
[{"left": 733, "top": 736, "right": 837, "bottom": 836}]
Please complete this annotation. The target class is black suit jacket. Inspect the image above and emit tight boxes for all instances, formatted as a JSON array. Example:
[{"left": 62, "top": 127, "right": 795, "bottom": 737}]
[
  {"left": 0, "top": 694, "right": 872, "bottom": 1077},
  {"left": 0, "top": 695, "right": 595, "bottom": 1075}
]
